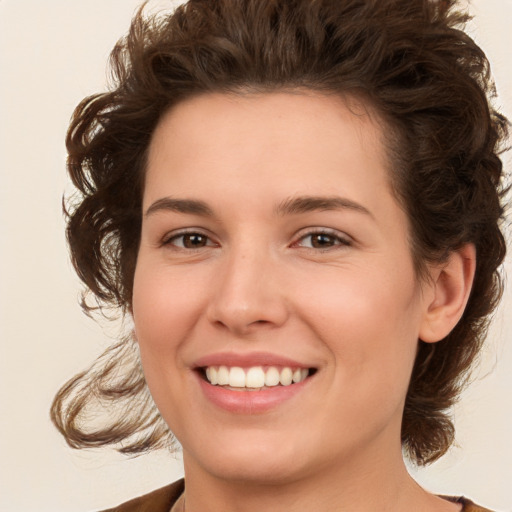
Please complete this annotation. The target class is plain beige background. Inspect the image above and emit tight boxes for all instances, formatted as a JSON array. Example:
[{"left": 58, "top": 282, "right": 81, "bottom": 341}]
[{"left": 0, "top": 1, "right": 511, "bottom": 511}]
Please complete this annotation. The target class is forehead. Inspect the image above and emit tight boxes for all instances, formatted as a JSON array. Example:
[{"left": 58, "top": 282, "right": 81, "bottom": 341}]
[
  {"left": 151, "top": 90, "right": 385, "bottom": 146},
  {"left": 146, "top": 91, "right": 393, "bottom": 201}
]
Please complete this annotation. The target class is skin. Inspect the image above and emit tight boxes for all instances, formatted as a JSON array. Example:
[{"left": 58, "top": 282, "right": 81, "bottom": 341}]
[{"left": 132, "top": 92, "right": 473, "bottom": 512}]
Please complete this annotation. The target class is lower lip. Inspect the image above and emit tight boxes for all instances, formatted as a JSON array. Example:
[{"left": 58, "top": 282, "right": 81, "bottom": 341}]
[{"left": 196, "top": 373, "right": 311, "bottom": 413}]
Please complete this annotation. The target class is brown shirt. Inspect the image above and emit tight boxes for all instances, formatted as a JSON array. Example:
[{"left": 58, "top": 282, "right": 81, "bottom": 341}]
[{"left": 98, "top": 479, "right": 496, "bottom": 512}]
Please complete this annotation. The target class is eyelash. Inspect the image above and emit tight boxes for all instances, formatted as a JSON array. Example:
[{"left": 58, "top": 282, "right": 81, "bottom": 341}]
[
  {"left": 293, "top": 229, "right": 352, "bottom": 251},
  {"left": 162, "top": 230, "right": 217, "bottom": 250},
  {"left": 162, "top": 228, "right": 351, "bottom": 251}
]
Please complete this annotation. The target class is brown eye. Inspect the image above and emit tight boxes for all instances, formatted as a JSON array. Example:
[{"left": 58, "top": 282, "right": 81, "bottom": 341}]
[
  {"left": 296, "top": 230, "right": 351, "bottom": 250},
  {"left": 183, "top": 233, "right": 208, "bottom": 248},
  {"left": 166, "top": 232, "right": 213, "bottom": 249},
  {"left": 309, "top": 234, "right": 338, "bottom": 248}
]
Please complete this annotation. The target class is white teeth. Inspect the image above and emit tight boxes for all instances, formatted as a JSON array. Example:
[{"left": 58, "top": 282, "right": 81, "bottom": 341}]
[
  {"left": 204, "top": 365, "right": 310, "bottom": 388},
  {"left": 206, "top": 367, "right": 217, "bottom": 385},
  {"left": 246, "top": 367, "right": 265, "bottom": 388},
  {"left": 217, "top": 365, "right": 229, "bottom": 386},
  {"left": 280, "top": 367, "right": 293, "bottom": 386},
  {"left": 229, "top": 367, "right": 246, "bottom": 387},
  {"left": 264, "top": 366, "right": 280, "bottom": 386}
]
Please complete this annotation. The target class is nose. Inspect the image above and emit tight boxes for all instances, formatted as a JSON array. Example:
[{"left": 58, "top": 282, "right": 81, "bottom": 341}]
[{"left": 206, "top": 245, "right": 289, "bottom": 335}]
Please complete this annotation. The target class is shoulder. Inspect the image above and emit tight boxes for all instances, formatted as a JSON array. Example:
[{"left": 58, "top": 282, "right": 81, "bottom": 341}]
[
  {"left": 460, "top": 498, "right": 498, "bottom": 512},
  {"left": 441, "top": 495, "right": 497, "bottom": 512},
  {"left": 95, "top": 485, "right": 498, "bottom": 512},
  {"left": 96, "top": 479, "right": 184, "bottom": 512}
]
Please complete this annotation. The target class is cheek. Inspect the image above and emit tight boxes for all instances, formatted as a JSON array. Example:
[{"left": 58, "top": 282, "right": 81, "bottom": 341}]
[
  {"left": 132, "top": 261, "right": 205, "bottom": 356},
  {"left": 131, "top": 262, "right": 199, "bottom": 419},
  {"left": 295, "top": 265, "right": 421, "bottom": 384}
]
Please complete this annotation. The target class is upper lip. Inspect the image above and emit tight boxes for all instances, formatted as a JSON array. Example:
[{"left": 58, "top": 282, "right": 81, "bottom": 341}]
[{"left": 193, "top": 351, "right": 314, "bottom": 369}]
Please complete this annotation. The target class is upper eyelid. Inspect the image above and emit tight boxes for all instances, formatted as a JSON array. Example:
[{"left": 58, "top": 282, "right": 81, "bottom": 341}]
[
  {"left": 293, "top": 227, "right": 352, "bottom": 241},
  {"left": 162, "top": 228, "right": 217, "bottom": 244},
  {"left": 159, "top": 226, "right": 352, "bottom": 246}
]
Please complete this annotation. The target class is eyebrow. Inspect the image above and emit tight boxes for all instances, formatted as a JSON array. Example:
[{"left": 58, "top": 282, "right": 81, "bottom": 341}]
[
  {"left": 275, "top": 195, "right": 373, "bottom": 218},
  {"left": 145, "top": 195, "right": 372, "bottom": 219},
  {"left": 145, "top": 198, "right": 214, "bottom": 218}
]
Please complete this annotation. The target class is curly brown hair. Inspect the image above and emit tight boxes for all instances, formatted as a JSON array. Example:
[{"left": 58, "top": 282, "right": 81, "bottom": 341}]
[{"left": 51, "top": 0, "right": 508, "bottom": 466}]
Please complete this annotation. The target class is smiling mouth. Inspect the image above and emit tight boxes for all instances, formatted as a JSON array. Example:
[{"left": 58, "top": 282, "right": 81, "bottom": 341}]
[{"left": 198, "top": 365, "right": 317, "bottom": 390}]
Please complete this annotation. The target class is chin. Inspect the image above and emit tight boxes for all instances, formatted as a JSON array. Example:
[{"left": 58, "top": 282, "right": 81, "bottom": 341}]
[{"left": 185, "top": 433, "right": 314, "bottom": 485}]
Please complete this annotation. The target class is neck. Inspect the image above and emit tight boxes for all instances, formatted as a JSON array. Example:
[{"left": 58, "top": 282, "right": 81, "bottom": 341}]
[{"left": 181, "top": 436, "right": 456, "bottom": 512}]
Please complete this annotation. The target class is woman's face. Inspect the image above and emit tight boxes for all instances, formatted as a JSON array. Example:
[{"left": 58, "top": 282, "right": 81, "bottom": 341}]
[{"left": 132, "top": 92, "right": 434, "bottom": 484}]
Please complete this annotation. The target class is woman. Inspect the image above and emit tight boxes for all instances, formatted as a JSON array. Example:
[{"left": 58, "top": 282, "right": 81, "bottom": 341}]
[{"left": 51, "top": 0, "right": 508, "bottom": 510}]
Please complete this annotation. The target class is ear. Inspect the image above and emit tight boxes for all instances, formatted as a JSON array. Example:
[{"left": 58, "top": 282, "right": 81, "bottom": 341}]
[{"left": 419, "top": 244, "right": 476, "bottom": 343}]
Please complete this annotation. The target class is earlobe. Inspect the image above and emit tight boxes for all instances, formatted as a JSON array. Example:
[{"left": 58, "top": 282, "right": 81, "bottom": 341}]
[{"left": 419, "top": 244, "right": 476, "bottom": 343}]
